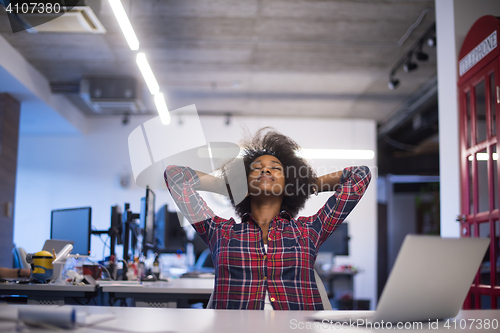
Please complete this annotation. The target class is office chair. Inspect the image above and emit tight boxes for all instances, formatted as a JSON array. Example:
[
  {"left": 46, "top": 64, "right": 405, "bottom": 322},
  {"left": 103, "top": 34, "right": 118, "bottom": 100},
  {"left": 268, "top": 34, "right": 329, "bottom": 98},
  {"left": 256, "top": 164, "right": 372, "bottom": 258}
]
[
  {"left": 12, "top": 246, "right": 30, "bottom": 269},
  {"left": 314, "top": 269, "right": 333, "bottom": 310},
  {"left": 206, "top": 268, "right": 332, "bottom": 310}
]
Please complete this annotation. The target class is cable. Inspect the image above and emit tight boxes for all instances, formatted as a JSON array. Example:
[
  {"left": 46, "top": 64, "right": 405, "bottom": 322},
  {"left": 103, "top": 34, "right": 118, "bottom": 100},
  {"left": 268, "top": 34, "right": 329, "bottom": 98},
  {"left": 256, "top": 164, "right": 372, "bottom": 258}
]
[
  {"left": 97, "top": 263, "right": 114, "bottom": 281},
  {"left": 383, "top": 136, "right": 417, "bottom": 151},
  {"left": 101, "top": 235, "right": 110, "bottom": 260},
  {"left": 92, "top": 226, "right": 111, "bottom": 250},
  {"left": 91, "top": 225, "right": 111, "bottom": 261},
  {"left": 397, "top": 9, "right": 432, "bottom": 46}
]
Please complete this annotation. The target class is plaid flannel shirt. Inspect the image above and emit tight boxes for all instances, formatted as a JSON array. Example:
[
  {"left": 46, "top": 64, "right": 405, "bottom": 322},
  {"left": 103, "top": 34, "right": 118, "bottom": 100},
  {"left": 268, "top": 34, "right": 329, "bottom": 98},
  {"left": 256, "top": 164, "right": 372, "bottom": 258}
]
[{"left": 164, "top": 165, "right": 371, "bottom": 310}]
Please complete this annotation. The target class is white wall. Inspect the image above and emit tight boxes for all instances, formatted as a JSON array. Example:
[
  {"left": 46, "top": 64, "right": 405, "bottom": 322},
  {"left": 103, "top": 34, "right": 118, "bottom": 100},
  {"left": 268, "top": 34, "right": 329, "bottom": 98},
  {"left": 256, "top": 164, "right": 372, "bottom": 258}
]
[
  {"left": 389, "top": 194, "right": 417, "bottom": 269},
  {"left": 0, "top": 34, "right": 86, "bottom": 135},
  {"left": 14, "top": 112, "right": 378, "bottom": 308},
  {"left": 436, "top": 0, "right": 500, "bottom": 237},
  {"left": 14, "top": 115, "right": 172, "bottom": 260}
]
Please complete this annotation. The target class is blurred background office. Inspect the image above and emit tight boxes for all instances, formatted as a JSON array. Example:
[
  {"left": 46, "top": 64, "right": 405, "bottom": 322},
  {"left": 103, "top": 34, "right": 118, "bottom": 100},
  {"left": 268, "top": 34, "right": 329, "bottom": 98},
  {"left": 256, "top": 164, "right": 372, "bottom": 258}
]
[{"left": 1, "top": 0, "right": 500, "bottom": 310}]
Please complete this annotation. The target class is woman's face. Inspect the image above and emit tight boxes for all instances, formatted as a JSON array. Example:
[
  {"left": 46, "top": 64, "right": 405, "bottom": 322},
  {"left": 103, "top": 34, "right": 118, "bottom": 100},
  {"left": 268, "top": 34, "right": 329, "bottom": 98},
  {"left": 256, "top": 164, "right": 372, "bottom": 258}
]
[{"left": 247, "top": 154, "right": 286, "bottom": 197}]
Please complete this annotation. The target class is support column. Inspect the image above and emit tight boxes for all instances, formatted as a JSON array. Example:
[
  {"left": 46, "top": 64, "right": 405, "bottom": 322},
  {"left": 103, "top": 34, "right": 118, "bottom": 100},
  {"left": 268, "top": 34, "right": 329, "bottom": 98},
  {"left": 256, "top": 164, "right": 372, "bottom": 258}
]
[
  {"left": 0, "top": 93, "right": 20, "bottom": 267},
  {"left": 436, "top": 0, "right": 500, "bottom": 237}
]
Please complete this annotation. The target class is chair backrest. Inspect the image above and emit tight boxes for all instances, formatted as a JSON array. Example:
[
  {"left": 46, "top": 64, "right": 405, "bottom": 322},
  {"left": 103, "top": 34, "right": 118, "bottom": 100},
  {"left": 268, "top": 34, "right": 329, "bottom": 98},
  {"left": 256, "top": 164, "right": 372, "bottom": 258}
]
[
  {"left": 12, "top": 247, "right": 30, "bottom": 269},
  {"left": 314, "top": 268, "right": 332, "bottom": 310},
  {"left": 206, "top": 268, "right": 332, "bottom": 310}
]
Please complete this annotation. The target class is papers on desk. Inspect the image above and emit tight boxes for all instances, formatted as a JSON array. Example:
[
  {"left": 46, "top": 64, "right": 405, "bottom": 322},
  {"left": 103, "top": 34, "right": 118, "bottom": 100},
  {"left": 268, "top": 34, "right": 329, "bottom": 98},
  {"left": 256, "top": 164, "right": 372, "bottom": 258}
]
[
  {"left": 16, "top": 306, "right": 115, "bottom": 329},
  {"left": 18, "top": 306, "right": 76, "bottom": 329}
]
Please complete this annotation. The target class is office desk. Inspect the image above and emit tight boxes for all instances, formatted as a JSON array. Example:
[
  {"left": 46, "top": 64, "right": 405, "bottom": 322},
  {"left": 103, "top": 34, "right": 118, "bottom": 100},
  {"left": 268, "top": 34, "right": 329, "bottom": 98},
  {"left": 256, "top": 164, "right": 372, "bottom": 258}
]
[
  {"left": 99, "top": 278, "right": 214, "bottom": 307},
  {"left": 1, "top": 304, "right": 500, "bottom": 332},
  {"left": 0, "top": 278, "right": 213, "bottom": 308},
  {"left": 0, "top": 283, "right": 97, "bottom": 305}
]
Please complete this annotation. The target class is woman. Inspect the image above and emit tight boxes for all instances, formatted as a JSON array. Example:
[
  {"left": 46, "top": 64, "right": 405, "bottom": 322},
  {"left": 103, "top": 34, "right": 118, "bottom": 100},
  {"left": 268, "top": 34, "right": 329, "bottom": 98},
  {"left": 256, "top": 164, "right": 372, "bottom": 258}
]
[
  {"left": 165, "top": 128, "right": 371, "bottom": 310},
  {"left": 0, "top": 267, "right": 30, "bottom": 279}
]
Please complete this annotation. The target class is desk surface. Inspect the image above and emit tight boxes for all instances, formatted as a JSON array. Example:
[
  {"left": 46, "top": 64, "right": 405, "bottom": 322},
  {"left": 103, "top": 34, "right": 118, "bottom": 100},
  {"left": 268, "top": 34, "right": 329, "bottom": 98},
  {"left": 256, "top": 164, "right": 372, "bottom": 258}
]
[
  {"left": 99, "top": 278, "right": 214, "bottom": 294},
  {"left": 0, "top": 282, "right": 96, "bottom": 292},
  {"left": 1, "top": 305, "right": 499, "bottom": 333},
  {"left": 0, "top": 278, "right": 213, "bottom": 294}
]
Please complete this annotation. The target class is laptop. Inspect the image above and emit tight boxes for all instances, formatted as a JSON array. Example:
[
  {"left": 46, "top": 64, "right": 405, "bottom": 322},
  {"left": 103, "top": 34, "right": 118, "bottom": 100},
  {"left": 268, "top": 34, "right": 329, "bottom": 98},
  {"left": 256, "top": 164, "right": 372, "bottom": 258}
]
[
  {"left": 42, "top": 239, "right": 74, "bottom": 255},
  {"left": 311, "top": 235, "right": 490, "bottom": 324}
]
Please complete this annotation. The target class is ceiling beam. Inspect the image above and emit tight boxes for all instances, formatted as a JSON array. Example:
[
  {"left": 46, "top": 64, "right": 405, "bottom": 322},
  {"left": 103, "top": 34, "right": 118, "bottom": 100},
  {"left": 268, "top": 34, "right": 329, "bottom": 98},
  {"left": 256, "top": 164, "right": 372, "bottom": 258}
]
[{"left": 0, "top": 34, "right": 87, "bottom": 135}]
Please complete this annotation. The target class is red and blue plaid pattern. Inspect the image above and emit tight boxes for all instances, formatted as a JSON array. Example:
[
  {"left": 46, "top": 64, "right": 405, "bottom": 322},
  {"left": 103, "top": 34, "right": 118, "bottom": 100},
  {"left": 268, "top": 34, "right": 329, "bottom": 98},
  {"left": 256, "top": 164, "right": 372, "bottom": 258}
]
[{"left": 165, "top": 165, "right": 371, "bottom": 310}]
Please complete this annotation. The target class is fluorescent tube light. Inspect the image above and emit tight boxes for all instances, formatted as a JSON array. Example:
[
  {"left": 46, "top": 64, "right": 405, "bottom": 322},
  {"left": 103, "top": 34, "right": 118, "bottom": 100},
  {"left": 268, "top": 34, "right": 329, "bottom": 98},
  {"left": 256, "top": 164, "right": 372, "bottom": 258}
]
[
  {"left": 136, "top": 53, "right": 160, "bottom": 95},
  {"left": 468, "top": 153, "right": 498, "bottom": 161},
  {"left": 108, "top": 0, "right": 139, "bottom": 50},
  {"left": 296, "top": 149, "right": 375, "bottom": 160},
  {"left": 234, "top": 149, "right": 375, "bottom": 160},
  {"left": 154, "top": 93, "right": 171, "bottom": 125}
]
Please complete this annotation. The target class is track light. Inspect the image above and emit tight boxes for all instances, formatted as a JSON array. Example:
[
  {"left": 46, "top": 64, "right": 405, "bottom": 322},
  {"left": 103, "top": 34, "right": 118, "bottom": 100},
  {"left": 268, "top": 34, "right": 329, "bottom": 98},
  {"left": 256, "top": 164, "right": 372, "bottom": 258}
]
[
  {"left": 427, "top": 37, "right": 436, "bottom": 48},
  {"left": 387, "top": 22, "right": 435, "bottom": 90},
  {"left": 416, "top": 43, "right": 429, "bottom": 62},
  {"left": 416, "top": 50, "right": 429, "bottom": 62},
  {"left": 403, "top": 55, "right": 418, "bottom": 72},
  {"left": 388, "top": 77, "right": 400, "bottom": 90}
]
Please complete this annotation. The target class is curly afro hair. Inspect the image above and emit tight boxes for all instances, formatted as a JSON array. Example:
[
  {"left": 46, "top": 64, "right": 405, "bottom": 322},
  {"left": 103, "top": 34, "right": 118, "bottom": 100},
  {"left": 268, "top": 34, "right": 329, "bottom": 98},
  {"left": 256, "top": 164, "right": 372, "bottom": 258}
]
[{"left": 223, "top": 127, "right": 317, "bottom": 219}]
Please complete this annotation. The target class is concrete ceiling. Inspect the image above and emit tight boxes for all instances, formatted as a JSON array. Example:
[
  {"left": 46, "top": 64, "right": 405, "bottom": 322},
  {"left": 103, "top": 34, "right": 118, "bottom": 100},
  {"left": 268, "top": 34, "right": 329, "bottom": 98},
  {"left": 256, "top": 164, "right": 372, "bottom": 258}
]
[{"left": 0, "top": 0, "right": 437, "bottom": 126}]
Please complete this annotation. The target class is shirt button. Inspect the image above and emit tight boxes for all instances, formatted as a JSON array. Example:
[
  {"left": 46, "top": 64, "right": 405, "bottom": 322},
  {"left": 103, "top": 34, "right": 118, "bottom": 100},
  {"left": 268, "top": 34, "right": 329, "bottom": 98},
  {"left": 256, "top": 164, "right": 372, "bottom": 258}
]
[
  {"left": 263, "top": 255, "right": 267, "bottom": 260},
  {"left": 263, "top": 276, "right": 267, "bottom": 280},
  {"left": 270, "top": 297, "right": 276, "bottom": 302},
  {"left": 268, "top": 236, "right": 272, "bottom": 241}
]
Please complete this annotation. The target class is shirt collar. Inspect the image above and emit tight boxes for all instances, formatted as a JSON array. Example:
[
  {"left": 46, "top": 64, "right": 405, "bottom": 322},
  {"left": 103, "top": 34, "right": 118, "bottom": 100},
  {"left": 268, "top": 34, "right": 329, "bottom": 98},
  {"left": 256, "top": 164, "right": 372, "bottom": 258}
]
[
  {"left": 279, "top": 210, "right": 292, "bottom": 221},
  {"left": 242, "top": 212, "right": 252, "bottom": 223}
]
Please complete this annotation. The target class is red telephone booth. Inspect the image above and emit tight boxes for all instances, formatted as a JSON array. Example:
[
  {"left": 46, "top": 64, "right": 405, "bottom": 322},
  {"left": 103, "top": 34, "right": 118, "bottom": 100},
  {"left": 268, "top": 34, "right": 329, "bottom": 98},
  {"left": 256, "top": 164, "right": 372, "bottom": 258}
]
[{"left": 458, "top": 15, "right": 500, "bottom": 310}]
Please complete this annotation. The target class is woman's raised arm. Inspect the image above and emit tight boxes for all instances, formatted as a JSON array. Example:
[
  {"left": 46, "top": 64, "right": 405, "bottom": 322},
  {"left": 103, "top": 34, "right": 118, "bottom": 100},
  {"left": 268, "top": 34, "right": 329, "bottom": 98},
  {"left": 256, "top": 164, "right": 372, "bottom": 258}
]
[
  {"left": 194, "top": 171, "right": 228, "bottom": 196},
  {"left": 315, "top": 170, "right": 344, "bottom": 194}
]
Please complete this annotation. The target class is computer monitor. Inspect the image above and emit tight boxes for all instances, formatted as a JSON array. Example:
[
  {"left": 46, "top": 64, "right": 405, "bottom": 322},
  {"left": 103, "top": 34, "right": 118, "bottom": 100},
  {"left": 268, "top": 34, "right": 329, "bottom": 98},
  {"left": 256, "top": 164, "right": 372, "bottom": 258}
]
[
  {"left": 111, "top": 205, "right": 123, "bottom": 245},
  {"left": 319, "top": 222, "right": 349, "bottom": 256},
  {"left": 50, "top": 207, "right": 91, "bottom": 255},
  {"left": 155, "top": 205, "right": 186, "bottom": 253},
  {"left": 140, "top": 187, "right": 155, "bottom": 250}
]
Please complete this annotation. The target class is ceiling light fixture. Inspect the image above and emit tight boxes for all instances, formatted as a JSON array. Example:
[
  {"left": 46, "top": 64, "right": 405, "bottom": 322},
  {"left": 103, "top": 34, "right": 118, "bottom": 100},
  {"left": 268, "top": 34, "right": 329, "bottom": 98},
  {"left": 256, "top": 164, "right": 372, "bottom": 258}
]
[
  {"left": 108, "top": 0, "right": 139, "bottom": 51},
  {"left": 136, "top": 53, "right": 159, "bottom": 95},
  {"left": 296, "top": 149, "right": 375, "bottom": 160},
  {"left": 403, "top": 54, "right": 418, "bottom": 72},
  {"left": 427, "top": 37, "right": 436, "bottom": 48},
  {"left": 154, "top": 93, "right": 171, "bottom": 125},
  {"left": 388, "top": 76, "right": 400, "bottom": 90},
  {"left": 416, "top": 43, "right": 429, "bottom": 62},
  {"left": 388, "top": 23, "right": 435, "bottom": 90},
  {"left": 236, "top": 149, "right": 375, "bottom": 160},
  {"left": 416, "top": 50, "right": 429, "bottom": 62}
]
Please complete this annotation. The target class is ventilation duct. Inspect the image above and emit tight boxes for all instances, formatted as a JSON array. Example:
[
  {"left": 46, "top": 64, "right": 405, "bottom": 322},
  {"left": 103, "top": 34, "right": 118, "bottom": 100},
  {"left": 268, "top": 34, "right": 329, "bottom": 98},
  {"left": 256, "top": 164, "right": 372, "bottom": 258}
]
[
  {"left": 80, "top": 77, "right": 146, "bottom": 115},
  {"left": 18, "top": 5, "right": 106, "bottom": 34}
]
